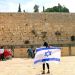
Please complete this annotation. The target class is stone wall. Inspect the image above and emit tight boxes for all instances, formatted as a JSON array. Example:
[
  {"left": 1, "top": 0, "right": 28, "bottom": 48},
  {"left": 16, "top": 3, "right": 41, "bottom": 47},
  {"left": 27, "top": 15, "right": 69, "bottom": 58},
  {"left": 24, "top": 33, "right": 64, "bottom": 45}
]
[
  {"left": 0, "top": 12, "right": 75, "bottom": 47},
  {"left": 13, "top": 47, "right": 75, "bottom": 58}
]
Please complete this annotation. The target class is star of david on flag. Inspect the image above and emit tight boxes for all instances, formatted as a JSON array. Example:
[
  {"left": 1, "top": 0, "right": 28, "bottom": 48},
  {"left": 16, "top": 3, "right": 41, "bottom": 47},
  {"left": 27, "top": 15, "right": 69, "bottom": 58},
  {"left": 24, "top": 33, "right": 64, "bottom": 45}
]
[{"left": 45, "top": 51, "right": 51, "bottom": 57}]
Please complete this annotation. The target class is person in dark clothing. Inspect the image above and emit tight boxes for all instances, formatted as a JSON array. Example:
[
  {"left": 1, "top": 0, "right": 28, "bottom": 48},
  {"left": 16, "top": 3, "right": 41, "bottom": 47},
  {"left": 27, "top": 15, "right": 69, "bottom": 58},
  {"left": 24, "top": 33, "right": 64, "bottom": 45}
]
[
  {"left": 0, "top": 46, "right": 5, "bottom": 61},
  {"left": 42, "top": 42, "right": 50, "bottom": 74},
  {"left": 33, "top": 49, "right": 35, "bottom": 58},
  {"left": 27, "top": 45, "right": 34, "bottom": 58},
  {"left": 1, "top": 52, "right": 4, "bottom": 60},
  {"left": 27, "top": 48, "right": 33, "bottom": 58}
]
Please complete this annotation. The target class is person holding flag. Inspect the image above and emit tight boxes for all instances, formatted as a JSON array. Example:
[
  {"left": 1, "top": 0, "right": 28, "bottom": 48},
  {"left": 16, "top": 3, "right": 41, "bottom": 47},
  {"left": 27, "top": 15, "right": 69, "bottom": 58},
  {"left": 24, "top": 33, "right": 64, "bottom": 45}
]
[
  {"left": 34, "top": 42, "right": 61, "bottom": 74},
  {"left": 42, "top": 42, "right": 50, "bottom": 74}
]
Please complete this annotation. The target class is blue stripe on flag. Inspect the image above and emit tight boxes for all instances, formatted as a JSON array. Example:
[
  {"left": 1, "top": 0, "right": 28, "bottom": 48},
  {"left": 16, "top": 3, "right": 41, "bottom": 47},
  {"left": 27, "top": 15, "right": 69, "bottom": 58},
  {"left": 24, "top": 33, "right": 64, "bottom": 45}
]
[
  {"left": 34, "top": 58, "right": 60, "bottom": 64},
  {"left": 36, "top": 47, "right": 60, "bottom": 53}
]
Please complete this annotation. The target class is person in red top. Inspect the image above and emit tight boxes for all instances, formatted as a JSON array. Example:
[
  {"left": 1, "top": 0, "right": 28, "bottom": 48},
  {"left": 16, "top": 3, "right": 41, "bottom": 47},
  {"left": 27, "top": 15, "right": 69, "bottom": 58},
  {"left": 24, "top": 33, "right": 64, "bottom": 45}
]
[{"left": 4, "top": 49, "right": 12, "bottom": 59}]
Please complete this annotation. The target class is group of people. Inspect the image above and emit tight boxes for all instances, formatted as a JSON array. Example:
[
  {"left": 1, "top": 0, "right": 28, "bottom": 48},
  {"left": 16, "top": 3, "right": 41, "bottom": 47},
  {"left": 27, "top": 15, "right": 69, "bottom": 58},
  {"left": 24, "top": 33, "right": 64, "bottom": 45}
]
[{"left": 0, "top": 46, "right": 13, "bottom": 61}]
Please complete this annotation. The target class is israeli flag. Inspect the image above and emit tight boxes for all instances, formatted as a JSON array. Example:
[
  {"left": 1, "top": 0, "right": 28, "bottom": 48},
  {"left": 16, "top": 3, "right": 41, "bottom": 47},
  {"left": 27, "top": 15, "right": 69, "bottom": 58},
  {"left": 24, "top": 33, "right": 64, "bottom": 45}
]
[{"left": 34, "top": 46, "right": 61, "bottom": 64}]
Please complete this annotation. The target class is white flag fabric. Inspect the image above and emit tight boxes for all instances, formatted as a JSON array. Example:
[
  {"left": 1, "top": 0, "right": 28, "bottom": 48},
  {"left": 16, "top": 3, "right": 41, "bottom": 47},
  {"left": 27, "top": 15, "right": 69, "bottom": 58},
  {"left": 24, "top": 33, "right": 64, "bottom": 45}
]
[
  {"left": 0, "top": 49, "right": 4, "bottom": 54},
  {"left": 34, "top": 46, "right": 61, "bottom": 64}
]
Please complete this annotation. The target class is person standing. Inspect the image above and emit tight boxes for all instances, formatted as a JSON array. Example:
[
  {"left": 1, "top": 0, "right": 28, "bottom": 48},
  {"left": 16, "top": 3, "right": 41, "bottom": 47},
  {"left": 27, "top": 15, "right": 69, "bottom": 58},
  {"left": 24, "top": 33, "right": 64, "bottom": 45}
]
[
  {"left": 27, "top": 46, "right": 33, "bottom": 58},
  {"left": 42, "top": 42, "right": 50, "bottom": 74},
  {"left": 0, "top": 46, "right": 4, "bottom": 61}
]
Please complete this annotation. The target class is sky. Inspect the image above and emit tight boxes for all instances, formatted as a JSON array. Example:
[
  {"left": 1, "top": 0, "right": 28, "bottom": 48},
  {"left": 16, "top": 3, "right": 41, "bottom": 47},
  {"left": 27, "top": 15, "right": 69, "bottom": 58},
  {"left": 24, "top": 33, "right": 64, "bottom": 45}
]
[{"left": 0, "top": 0, "right": 75, "bottom": 13}]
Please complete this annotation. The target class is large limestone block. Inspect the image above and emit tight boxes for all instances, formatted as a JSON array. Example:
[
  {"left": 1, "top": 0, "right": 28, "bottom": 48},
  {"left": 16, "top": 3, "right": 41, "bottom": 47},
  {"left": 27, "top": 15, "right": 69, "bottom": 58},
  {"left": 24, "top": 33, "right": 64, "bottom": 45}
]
[
  {"left": 61, "top": 47, "right": 69, "bottom": 56},
  {"left": 14, "top": 48, "right": 28, "bottom": 58},
  {"left": 71, "top": 47, "right": 75, "bottom": 56}
]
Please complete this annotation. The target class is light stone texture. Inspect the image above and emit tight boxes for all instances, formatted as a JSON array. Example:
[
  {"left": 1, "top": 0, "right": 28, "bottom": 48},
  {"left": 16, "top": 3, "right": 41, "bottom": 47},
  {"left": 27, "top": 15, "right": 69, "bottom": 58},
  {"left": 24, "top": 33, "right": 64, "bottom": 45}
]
[{"left": 0, "top": 13, "right": 75, "bottom": 45}]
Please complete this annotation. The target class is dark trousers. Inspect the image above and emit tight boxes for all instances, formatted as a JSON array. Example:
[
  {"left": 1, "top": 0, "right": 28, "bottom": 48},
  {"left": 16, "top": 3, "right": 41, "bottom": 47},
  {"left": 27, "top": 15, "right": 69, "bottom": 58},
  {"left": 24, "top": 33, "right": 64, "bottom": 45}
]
[
  {"left": 1, "top": 53, "right": 4, "bottom": 60},
  {"left": 42, "top": 63, "right": 49, "bottom": 70}
]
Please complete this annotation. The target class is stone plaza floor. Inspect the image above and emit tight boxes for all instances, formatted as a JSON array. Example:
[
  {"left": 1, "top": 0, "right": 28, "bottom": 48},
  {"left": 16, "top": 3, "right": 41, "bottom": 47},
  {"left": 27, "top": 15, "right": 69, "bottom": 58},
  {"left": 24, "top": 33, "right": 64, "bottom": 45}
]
[{"left": 0, "top": 56, "right": 75, "bottom": 75}]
